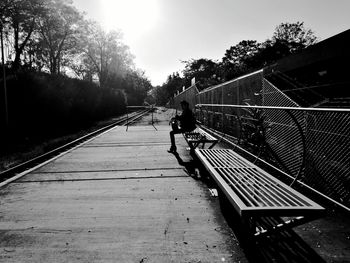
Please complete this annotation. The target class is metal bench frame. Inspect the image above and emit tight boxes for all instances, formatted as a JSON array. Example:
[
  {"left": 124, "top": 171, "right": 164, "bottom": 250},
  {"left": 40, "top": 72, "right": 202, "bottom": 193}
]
[
  {"left": 195, "top": 148, "right": 325, "bottom": 239},
  {"left": 183, "top": 128, "right": 218, "bottom": 150}
]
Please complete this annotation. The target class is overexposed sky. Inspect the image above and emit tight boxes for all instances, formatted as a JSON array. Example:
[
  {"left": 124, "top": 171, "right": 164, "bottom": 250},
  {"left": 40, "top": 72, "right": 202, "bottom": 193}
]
[{"left": 73, "top": 0, "right": 350, "bottom": 86}]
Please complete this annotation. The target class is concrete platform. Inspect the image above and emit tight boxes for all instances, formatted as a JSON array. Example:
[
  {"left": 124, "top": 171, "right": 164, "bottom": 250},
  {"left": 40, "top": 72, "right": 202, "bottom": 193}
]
[{"left": 0, "top": 109, "right": 246, "bottom": 262}]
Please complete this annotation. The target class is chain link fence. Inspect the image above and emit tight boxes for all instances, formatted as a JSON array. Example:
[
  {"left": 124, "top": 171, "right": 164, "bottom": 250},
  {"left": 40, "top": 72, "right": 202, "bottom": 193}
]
[
  {"left": 170, "top": 72, "right": 350, "bottom": 209},
  {"left": 171, "top": 83, "right": 199, "bottom": 111},
  {"left": 262, "top": 79, "right": 306, "bottom": 182},
  {"left": 262, "top": 79, "right": 350, "bottom": 207},
  {"left": 303, "top": 109, "right": 350, "bottom": 205},
  {"left": 195, "top": 103, "right": 350, "bottom": 210}
]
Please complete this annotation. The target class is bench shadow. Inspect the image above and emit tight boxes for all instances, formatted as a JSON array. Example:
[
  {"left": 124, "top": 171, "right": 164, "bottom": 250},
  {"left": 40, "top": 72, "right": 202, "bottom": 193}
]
[
  {"left": 217, "top": 186, "right": 326, "bottom": 263},
  {"left": 175, "top": 151, "right": 325, "bottom": 262}
]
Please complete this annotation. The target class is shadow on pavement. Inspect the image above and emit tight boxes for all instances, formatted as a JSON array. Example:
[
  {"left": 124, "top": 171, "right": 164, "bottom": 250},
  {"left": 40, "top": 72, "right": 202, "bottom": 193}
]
[
  {"left": 170, "top": 150, "right": 325, "bottom": 262},
  {"left": 170, "top": 151, "right": 196, "bottom": 176},
  {"left": 217, "top": 185, "right": 327, "bottom": 263}
]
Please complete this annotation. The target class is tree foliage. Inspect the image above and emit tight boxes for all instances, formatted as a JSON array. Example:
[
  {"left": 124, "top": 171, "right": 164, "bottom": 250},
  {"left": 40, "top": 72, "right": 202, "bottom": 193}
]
[
  {"left": 182, "top": 58, "right": 220, "bottom": 90},
  {"left": 2, "top": 70, "right": 126, "bottom": 140},
  {"left": 221, "top": 40, "right": 261, "bottom": 80},
  {"left": 0, "top": 0, "right": 152, "bottom": 145},
  {"left": 272, "top": 21, "right": 317, "bottom": 53},
  {"left": 37, "top": 0, "right": 81, "bottom": 74},
  {"left": 0, "top": 0, "right": 150, "bottom": 105},
  {"left": 122, "top": 70, "right": 152, "bottom": 105},
  {"left": 153, "top": 21, "right": 317, "bottom": 105},
  {"left": 152, "top": 72, "right": 185, "bottom": 105},
  {"left": 77, "top": 21, "right": 134, "bottom": 88},
  {"left": 222, "top": 40, "right": 260, "bottom": 66},
  {"left": 1, "top": 0, "right": 46, "bottom": 70}
]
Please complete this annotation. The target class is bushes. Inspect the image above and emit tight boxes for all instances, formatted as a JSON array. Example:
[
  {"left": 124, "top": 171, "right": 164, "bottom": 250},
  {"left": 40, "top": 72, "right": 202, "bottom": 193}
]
[{"left": 1, "top": 71, "right": 126, "bottom": 140}]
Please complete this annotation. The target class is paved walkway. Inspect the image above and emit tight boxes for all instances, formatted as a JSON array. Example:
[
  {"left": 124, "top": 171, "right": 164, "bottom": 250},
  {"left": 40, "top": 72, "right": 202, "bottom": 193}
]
[{"left": 0, "top": 108, "right": 246, "bottom": 262}]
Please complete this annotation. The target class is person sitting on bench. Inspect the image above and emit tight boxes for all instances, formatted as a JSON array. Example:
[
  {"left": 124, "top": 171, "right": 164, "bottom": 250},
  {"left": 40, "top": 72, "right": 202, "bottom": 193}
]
[{"left": 168, "top": 100, "right": 196, "bottom": 153}]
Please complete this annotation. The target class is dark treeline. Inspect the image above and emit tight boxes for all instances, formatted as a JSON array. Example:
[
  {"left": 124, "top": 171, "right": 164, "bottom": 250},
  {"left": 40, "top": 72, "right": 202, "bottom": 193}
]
[
  {"left": 3, "top": 70, "right": 125, "bottom": 134},
  {"left": 153, "top": 22, "right": 317, "bottom": 105},
  {"left": 0, "top": 0, "right": 152, "bottom": 145}
]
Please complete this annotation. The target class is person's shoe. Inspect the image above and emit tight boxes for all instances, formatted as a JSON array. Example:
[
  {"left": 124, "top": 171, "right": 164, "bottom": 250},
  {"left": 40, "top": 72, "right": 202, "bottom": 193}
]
[{"left": 168, "top": 146, "right": 177, "bottom": 153}]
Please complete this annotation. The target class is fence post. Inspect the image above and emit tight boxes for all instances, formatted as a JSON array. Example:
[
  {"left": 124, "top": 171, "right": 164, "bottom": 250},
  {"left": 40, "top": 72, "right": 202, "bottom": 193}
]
[
  {"left": 151, "top": 105, "right": 153, "bottom": 125},
  {"left": 126, "top": 106, "right": 129, "bottom": 131}
]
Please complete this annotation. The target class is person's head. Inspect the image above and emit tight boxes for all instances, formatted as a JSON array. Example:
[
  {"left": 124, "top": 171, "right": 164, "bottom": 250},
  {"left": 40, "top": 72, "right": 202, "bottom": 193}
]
[{"left": 180, "top": 100, "right": 189, "bottom": 110}]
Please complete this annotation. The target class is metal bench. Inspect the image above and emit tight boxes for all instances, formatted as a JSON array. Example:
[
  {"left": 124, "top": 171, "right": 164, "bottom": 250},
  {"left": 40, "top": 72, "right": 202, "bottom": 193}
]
[
  {"left": 195, "top": 148, "right": 325, "bottom": 239},
  {"left": 184, "top": 128, "right": 218, "bottom": 150}
]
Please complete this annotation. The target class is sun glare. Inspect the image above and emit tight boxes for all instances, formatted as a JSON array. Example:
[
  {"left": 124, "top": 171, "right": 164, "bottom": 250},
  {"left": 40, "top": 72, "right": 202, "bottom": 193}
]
[{"left": 101, "top": 0, "right": 158, "bottom": 41}]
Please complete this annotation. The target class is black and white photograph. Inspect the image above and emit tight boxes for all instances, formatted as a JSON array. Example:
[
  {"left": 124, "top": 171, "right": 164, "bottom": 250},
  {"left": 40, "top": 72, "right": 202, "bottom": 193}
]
[{"left": 0, "top": 0, "right": 349, "bottom": 262}]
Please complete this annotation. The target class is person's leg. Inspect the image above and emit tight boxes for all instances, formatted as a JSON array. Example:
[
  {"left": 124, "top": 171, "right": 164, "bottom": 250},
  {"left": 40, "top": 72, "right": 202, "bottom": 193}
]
[
  {"left": 169, "top": 129, "right": 183, "bottom": 152},
  {"left": 170, "top": 130, "right": 176, "bottom": 148}
]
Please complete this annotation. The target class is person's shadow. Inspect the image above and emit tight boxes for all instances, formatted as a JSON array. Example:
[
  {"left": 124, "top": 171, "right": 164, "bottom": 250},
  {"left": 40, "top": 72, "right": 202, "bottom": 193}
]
[
  {"left": 171, "top": 151, "right": 198, "bottom": 178},
  {"left": 170, "top": 151, "right": 214, "bottom": 186}
]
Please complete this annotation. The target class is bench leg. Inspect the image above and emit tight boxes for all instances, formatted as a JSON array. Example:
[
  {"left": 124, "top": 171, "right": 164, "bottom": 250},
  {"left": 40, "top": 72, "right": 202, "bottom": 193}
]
[
  {"left": 253, "top": 215, "right": 323, "bottom": 240},
  {"left": 234, "top": 216, "right": 260, "bottom": 246},
  {"left": 192, "top": 142, "right": 200, "bottom": 149},
  {"left": 208, "top": 141, "right": 218, "bottom": 149}
]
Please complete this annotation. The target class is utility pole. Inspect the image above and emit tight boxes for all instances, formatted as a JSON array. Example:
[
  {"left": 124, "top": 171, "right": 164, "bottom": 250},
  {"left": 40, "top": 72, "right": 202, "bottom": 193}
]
[{"left": 0, "top": 22, "right": 8, "bottom": 128}]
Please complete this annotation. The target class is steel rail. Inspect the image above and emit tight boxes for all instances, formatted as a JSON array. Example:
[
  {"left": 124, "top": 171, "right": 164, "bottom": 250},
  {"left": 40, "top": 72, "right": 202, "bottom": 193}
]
[
  {"left": 0, "top": 108, "right": 151, "bottom": 183},
  {"left": 196, "top": 103, "right": 350, "bottom": 112}
]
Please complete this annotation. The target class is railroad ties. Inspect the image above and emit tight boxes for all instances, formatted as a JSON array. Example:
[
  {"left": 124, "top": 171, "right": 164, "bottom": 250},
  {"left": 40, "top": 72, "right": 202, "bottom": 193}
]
[{"left": 0, "top": 108, "right": 245, "bottom": 262}]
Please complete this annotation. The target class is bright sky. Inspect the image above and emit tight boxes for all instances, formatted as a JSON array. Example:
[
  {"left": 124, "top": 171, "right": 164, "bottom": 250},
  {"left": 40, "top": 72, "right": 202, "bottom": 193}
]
[{"left": 72, "top": 0, "right": 350, "bottom": 86}]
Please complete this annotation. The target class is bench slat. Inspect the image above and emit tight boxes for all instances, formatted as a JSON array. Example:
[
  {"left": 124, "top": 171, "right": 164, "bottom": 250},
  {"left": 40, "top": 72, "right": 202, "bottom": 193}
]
[
  {"left": 222, "top": 167, "right": 296, "bottom": 208},
  {"left": 219, "top": 167, "right": 259, "bottom": 207},
  {"left": 225, "top": 168, "right": 278, "bottom": 207},
  {"left": 240, "top": 168, "right": 303, "bottom": 207},
  {"left": 202, "top": 149, "right": 313, "bottom": 207},
  {"left": 240, "top": 167, "right": 310, "bottom": 207},
  {"left": 221, "top": 167, "right": 285, "bottom": 207},
  {"left": 204, "top": 150, "right": 296, "bottom": 207},
  {"left": 195, "top": 149, "right": 324, "bottom": 217}
]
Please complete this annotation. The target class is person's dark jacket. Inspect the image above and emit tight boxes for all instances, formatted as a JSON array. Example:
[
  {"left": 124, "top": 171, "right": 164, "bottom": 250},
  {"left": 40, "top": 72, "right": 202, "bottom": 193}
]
[{"left": 176, "top": 108, "right": 196, "bottom": 131}]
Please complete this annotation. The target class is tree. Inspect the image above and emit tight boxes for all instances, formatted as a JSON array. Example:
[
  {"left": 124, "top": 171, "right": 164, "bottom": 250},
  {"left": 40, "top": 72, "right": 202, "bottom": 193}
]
[
  {"left": 165, "top": 72, "right": 185, "bottom": 95},
  {"left": 222, "top": 40, "right": 260, "bottom": 66},
  {"left": 122, "top": 69, "right": 152, "bottom": 105},
  {"left": 37, "top": 0, "right": 82, "bottom": 74},
  {"left": 69, "top": 54, "right": 96, "bottom": 81},
  {"left": 77, "top": 21, "right": 133, "bottom": 88},
  {"left": 1, "top": 0, "right": 45, "bottom": 71},
  {"left": 0, "top": 0, "right": 12, "bottom": 25},
  {"left": 272, "top": 22, "right": 317, "bottom": 53},
  {"left": 182, "top": 58, "right": 220, "bottom": 89},
  {"left": 221, "top": 40, "right": 261, "bottom": 80},
  {"left": 152, "top": 72, "right": 185, "bottom": 105},
  {"left": 252, "top": 39, "right": 292, "bottom": 67},
  {"left": 219, "top": 22, "right": 317, "bottom": 81},
  {"left": 152, "top": 85, "right": 168, "bottom": 106}
]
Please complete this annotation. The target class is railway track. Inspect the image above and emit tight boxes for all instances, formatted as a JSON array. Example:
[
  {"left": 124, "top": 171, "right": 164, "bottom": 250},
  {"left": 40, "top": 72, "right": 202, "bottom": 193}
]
[{"left": 0, "top": 108, "right": 151, "bottom": 184}]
